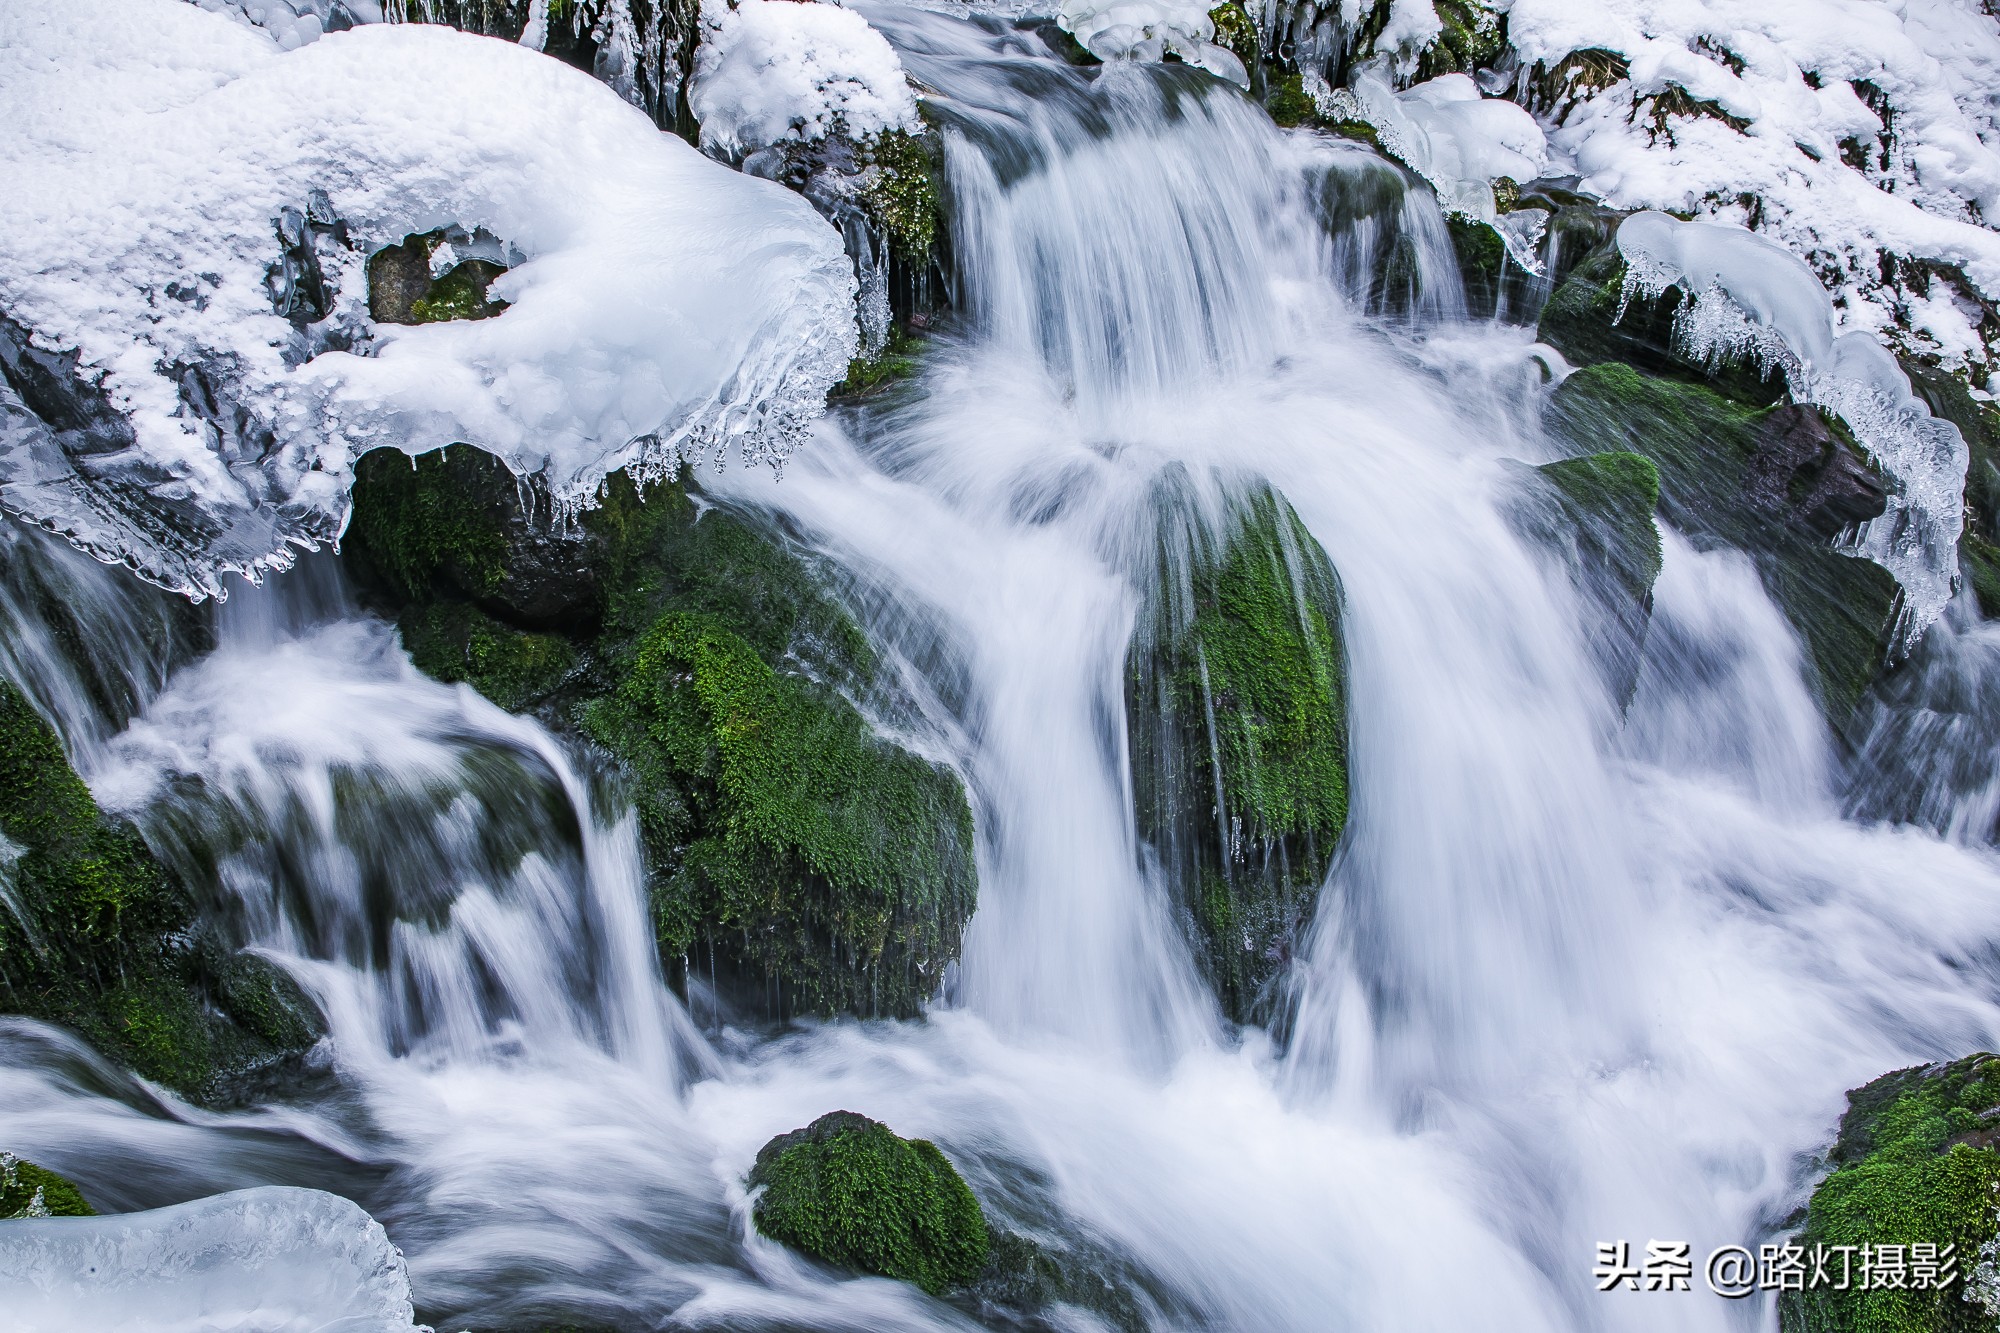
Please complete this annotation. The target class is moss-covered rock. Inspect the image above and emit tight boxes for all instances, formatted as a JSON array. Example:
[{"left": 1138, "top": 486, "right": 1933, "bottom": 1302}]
[
  {"left": 749, "top": 1111, "right": 988, "bottom": 1296},
  {"left": 343, "top": 446, "right": 978, "bottom": 1020},
  {"left": 1526, "top": 452, "right": 1662, "bottom": 708},
  {"left": 1127, "top": 482, "right": 1348, "bottom": 1025},
  {"left": 1780, "top": 1054, "right": 2000, "bottom": 1333},
  {"left": 1547, "top": 364, "right": 1899, "bottom": 723},
  {"left": 0, "top": 1152, "right": 95, "bottom": 1218},
  {"left": 367, "top": 232, "right": 507, "bottom": 326},
  {"left": 1415, "top": 0, "right": 1507, "bottom": 81},
  {"left": 0, "top": 683, "right": 321, "bottom": 1101},
  {"left": 582, "top": 612, "right": 975, "bottom": 1017},
  {"left": 1207, "top": 2, "right": 1259, "bottom": 71}
]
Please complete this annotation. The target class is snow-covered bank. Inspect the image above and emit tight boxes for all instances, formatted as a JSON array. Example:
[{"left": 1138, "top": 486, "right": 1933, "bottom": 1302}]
[{"left": 0, "top": 0, "right": 855, "bottom": 599}]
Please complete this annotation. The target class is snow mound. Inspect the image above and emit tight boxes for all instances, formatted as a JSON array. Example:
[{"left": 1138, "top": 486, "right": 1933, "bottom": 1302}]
[
  {"left": 1504, "top": 0, "right": 2000, "bottom": 370},
  {"left": 0, "top": 1185, "right": 425, "bottom": 1333},
  {"left": 1332, "top": 64, "right": 1549, "bottom": 267},
  {"left": 691, "top": 0, "right": 922, "bottom": 158},
  {"left": 0, "top": 0, "right": 855, "bottom": 599},
  {"left": 1618, "top": 210, "right": 1968, "bottom": 644},
  {"left": 1056, "top": 0, "right": 1250, "bottom": 87}
]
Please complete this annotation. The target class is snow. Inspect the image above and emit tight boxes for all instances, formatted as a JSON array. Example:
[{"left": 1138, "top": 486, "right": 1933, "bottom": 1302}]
[
  {"left": 0, "top": 0, "right": 855, "bottom": 600},
  {"left": 1056, "top": 0, "right": 1251, "bottom": 87},
  {"left": 1618, "top": 210, "right": 1968, "bottom": 642},
  {"left": 0, "top": 1186, "right": 425, "bottom": 1333},
  {"left": 1332, "top": 64, "right": 1549, "bottom": 265},
  {"left": 690, "top": 0, "right": 922, "bottom": 158},
  {"left": 1496, "top": 0, "right": 2000, "bottom": 370}
]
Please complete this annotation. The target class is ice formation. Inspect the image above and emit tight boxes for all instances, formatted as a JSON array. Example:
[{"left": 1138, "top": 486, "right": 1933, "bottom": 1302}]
[
  {"left": 0, "top": 0, "right": 855, "bottom": 599},
  {"left": 1618, "top": 210, "right": 1969, "bottom": 642},
  {"left": 690, "top": 0, "right": 922, "bottom": 158},
  {"left": 1500, "top": 0, "right": 2000, "bottom": 369},
  {"left": 1331, "top": 65, "right": 1549, "bottom": 267},
  {"left": 1056, "top": 0, "right": 1250, "bottom": 87},
  {"left": 0, "top": 1186, "right": 424, "bottom": 1333}
]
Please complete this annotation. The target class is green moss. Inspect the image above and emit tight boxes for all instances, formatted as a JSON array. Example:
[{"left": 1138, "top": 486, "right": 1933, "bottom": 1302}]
[
  {"left": 1266, "top": 72, "right": 1317, "bottom": 129},
  {"left": 0, "top": 684, "right": 320, "bottom": 1099},
  {"left": 1416, "top": 0, "right": 1506, "bottom": 80},
  {"left": 832, "top": 329, "right": 927, "bottom": 401},
  {"left": 749, "top": 1111, "right": 988, "bottom": 1296},
  {"left": 1780, "top": 1054, "right": 2000, "bottom": 1333},
  {"left": 581, "top": 610, "right": 975, "bottom": 1016},
  {"left": 861, "top": 132, "right": 942, "bottom": 263},
  {"left": 408, "top": 260, "right": 508, "bottom": 324},
  {"left": 1, "top": 1154, "right": 94, "bottom": 1218},
  {"left": 1207, "top": 2, "right": 1258, "bottom": 69},
  {"left": 1128, "top": 484, "right": 1348, "bottom": 1022},
  {"left": 1537, "top": 452, "right": 1664, "bottom": 601},
  {"left": 345, "top": 447, "right": 509, "bottom": 604},
  {"left": 1547, "top": 364, "right": 1898, "bottom": 721},
  {"left": 399, "top": 602, "right": 578, "bottom": 714}
]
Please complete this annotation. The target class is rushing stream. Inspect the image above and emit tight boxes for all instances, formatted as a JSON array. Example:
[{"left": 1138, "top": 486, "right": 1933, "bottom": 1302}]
[{"left": 5, "top": 7, "right": 2000, "bottom": 1331}]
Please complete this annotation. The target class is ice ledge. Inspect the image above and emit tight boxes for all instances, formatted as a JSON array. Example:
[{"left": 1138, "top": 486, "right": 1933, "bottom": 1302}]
[{"left": 0, "top": 1185, "right": 426, "bottom": 1333}]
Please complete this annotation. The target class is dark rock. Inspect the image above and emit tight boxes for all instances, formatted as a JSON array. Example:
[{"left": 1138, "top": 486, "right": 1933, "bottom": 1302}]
[{"left": 1743, "top": 404, "right": 1888, "bottom": 540}]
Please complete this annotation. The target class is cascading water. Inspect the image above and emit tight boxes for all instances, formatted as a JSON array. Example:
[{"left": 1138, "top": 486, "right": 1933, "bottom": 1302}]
[{"left": 6, "top": 7, "right": 2000, "bottom": 1331}]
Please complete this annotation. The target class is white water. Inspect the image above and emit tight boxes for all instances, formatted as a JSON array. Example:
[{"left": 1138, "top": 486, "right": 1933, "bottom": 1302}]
[{"left": 6, "top": 10, "right": 2000, "bottom": 1331}]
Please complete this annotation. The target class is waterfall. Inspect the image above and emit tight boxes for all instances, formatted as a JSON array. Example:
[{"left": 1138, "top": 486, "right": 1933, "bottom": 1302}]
[{"left": 6, "top": 8, "right": 2000, "bottom": 1331}]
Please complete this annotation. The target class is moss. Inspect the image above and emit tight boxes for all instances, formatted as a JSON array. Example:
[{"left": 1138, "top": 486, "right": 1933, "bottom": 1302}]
[
  {"left": 345, "top": 447, "right": 510, "bottom": 604},
  {"left": 399, "top": 601, "right": 578, "bottom": 714},
  {"left": 1, "top": 1154, "right": 95, "bottom": 1218},
  {"left": 832, "top": 329, "right": 927, "bottom": 401},
  {"left": 749, "top": 1111, "right": 988, "bottom": 1296},
  {"left": 581, "top": 610, "right": 975, "bottom": 1017},
  {"left": 1547, "top": 364, "right": 1898, "bottom": 721},
  {"left": 1266, "top": 72, "right": 1317, "bottom": 129},
  {"left": 1416, "top": 0, "right": 1506, "bottom": 80},
  {"left": 860, "top": 131, "right": 941, "bottom": 263},
  {"left": 345, "top": 452, "right": 979, "bottom": 1020},
  {"left": 1449, "top": 215, "right": 1507, "bottom": 318},
  {"left": 0, "top": 683, "right": 320, "bottom": 1099},
  {"left": 1780, "top": 1054, "right": 2000, "bottom": 1333},
  {"left": 1537, "top": 452, "right": 1664, "bottom": 601},
  {"left": 408, "top": 260, "right": 508, "bottom": 324},
  {"left": 1207, "top": 2, "right": 1258, "bottom": 69},
  {"left": 1128, "top": 484, "right": 1348, "bottom": 1023}
]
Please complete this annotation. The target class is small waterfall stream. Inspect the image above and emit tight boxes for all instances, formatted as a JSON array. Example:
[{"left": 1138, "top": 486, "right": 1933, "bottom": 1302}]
[{"left": 4, "top": 8, "right": 2000, "bottom": 1331}]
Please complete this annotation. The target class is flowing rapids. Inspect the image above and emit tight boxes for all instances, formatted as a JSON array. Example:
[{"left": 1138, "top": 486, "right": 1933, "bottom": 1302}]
[{"left": 4, "top": 8, "right": 2000, "bottom": 1331}]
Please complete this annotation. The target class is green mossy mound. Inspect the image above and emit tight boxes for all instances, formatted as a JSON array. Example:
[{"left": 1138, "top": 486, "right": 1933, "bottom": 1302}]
[
  {"left": 1127, "top": 483, "right": 1348, "bottom": 1024},
  {"left": 1, "top": 1153, "right": 95, "bottom": 1218},
  {"left": 343, "top": 445, "right": 977, "bottom": 1020},
  {"left": 749, "top": 1111, "right": 988, "bottom": 1296},
  {"left": 1547, "top": 363, "right": 1898, "bottom": 723},
  {"left": 1781, "top": 1054, "right": 2000, "bottom": 1333},
  {"left": 0, "top": 685, "right": 320, "bottom": 1101}
]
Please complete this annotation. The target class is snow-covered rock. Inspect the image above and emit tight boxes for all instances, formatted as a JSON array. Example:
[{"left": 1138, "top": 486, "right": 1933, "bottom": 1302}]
[
  {"left": 1618, "top": 210, "right": 1969, "bottom": 641},
  {"left": 0, "top": 0, "right": 855, "bottom": 600},
  {"left": 690, "top": 0, "right": 921, "bottom": 158},
  {"left": 1501, "top": 0, "right": 2000, "bottom": 370},
  {"left": 1057, "top": 0, "right": 1250, "bottom": 87},
  {"left": 0, "top": 1186, "right": 425, "bottom": 1333}
]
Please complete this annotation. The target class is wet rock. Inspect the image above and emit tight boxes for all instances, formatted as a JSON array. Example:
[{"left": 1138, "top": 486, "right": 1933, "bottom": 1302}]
[
  {"left": 342, "top": 445, "right": 979, "bottom": 1022},
  {"left": 365, "top": 232, "right": 508, "bottom": 327},
  {"left": 1743, "top": 403, "right": 1888, "bottom": 540},
  {"left": 1126, "top": 479, "right": 1348, "bottom": 1027},
  {"left": 748, "top": 1111, "right": 988, "bottom": 1295},
  {"left": 1547, "top": 363, "right": 1899, "bottom": 724},
  {"left": 1780, "top": 1054, "right": 2000, "bottom": 1333}
]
